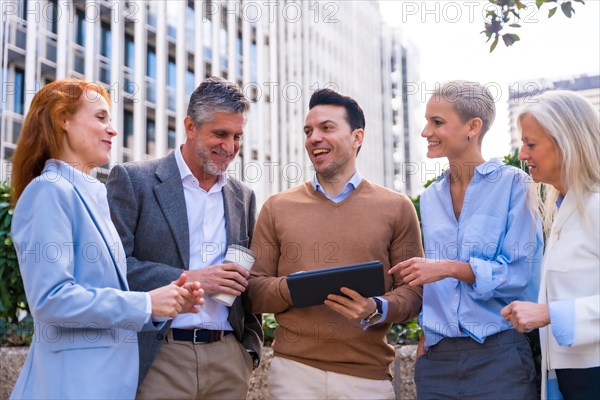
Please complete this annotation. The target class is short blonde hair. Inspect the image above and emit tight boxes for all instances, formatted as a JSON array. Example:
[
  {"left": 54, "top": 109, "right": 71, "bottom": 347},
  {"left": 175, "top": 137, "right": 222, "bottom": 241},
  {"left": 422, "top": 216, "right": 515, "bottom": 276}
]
[{"left": 432, "top": 80, "right": 497, "bottom": 141}]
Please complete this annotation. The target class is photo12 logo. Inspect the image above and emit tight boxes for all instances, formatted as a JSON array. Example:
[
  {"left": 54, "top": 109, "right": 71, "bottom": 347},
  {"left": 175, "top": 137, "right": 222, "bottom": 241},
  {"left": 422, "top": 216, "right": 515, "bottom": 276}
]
[{"left": 202, "top": 1, "right": 340, "bottom": 24}]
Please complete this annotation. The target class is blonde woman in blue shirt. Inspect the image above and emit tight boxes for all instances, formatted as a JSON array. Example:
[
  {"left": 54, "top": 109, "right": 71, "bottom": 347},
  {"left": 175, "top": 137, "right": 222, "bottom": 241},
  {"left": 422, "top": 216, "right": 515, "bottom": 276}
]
[{"left": 389, "top": 81, "right": 543, "bottom": 399}]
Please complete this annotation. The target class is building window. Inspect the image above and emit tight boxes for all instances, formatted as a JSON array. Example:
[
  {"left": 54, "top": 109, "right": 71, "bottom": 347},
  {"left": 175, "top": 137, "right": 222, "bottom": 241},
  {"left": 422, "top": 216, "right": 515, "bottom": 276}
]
[
  {"left": 48, "top": 0, "right": 58, "bottom": 34},
  {"left": 167, "top": 58, "right": 176, "bottom": 111},
  {"left": 13, "top": 68, "right": 25, "bottom": 115},
  {"left": 186, "top": 3, "right": 195, "bottom": 50},
  {"left": 167, "top": 58, "right": 176, "bottom": 87},
  {"left": 220, "top": 16, "right": 228, "bottom": 71},
  {"left": 18, "top": 0, "right": 28, "bottom": 20},
  {"left": 125, "top": 34, "right": 135, "bottom": 69},
  {"left": 99, "top": 23, "right": 111, "bottom": 84},
  {"left": 100, "top": 23, "right": 111, "bottom": 58},
  {"left": 186, "top": 69, "right": 195, "bottom": 96},
  {"left": 147, "top": 48, "right": 156, "bottom": 78},
  {"left": 203, "top": 9, "right": 212, "bottom": 61},
  {"left": 123, "top": 110, "right": 134, "bottom": 149},
  {"left": 146, "top": 119, "right": 155, "bottom": 156},
  {"left": 236, "top": 33, "right": 243, "bottom": 77},
  {"left": 250, "top": 41, "right": 257, "bottom": 83},
  {"left": 168, "top": 127, "right": 176, "bottom": 150},
  {"left": 75, "top": 8, "right": 85, "bottom": 46}
]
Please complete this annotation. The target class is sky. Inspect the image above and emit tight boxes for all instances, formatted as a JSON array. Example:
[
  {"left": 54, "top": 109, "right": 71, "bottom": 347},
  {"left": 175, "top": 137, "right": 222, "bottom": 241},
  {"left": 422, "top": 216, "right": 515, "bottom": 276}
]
[{"left": 379, "top": 0, "right": 600, "bottom": 160}]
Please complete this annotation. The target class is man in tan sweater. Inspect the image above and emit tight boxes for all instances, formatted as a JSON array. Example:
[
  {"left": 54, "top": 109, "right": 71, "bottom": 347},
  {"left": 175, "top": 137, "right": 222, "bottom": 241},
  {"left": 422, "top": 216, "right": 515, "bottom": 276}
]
[{"left": 247, "top": 89, "right": 423, "bottom": 399}]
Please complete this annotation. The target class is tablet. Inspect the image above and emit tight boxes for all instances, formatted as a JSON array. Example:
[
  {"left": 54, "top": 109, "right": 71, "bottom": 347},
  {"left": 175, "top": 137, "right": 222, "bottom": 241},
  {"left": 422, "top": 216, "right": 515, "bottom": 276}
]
[{"left": 286, "top": 260, "right": 385, "bottom": 307}]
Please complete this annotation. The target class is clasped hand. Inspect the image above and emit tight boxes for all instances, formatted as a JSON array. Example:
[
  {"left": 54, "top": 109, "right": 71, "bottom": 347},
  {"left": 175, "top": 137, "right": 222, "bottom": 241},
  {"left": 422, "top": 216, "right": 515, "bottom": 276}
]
[{"left": 149, "top": 273, "right": 204, "bottom": 318}]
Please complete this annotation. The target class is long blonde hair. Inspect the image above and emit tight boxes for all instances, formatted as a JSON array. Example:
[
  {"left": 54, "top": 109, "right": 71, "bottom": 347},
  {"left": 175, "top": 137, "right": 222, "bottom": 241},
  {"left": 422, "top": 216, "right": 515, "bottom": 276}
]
[
  {"left": 517, "top": 90, "right": 600, "bottom": 233},
  {"left": 11, "top": 79, "right": 110, "bottom": 206}
]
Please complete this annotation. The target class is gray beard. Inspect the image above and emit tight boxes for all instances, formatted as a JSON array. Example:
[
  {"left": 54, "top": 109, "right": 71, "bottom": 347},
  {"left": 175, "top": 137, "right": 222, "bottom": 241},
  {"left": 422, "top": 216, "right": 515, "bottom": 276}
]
[{"left": 198, "top": 149, "right": 229, "bottom": 176}]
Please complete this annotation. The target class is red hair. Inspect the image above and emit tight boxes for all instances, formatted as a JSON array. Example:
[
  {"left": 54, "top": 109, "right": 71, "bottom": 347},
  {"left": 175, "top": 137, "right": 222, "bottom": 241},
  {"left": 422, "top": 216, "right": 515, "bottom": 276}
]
[{"left": 11, "top": 79, "right": 110, "bottom": 206}]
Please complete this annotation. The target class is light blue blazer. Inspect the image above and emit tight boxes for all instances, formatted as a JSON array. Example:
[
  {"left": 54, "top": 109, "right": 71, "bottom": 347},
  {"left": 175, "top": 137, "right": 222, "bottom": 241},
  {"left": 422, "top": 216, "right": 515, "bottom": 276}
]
[{"left": 10, "top": 160, "right": 152, "bottom": 400}]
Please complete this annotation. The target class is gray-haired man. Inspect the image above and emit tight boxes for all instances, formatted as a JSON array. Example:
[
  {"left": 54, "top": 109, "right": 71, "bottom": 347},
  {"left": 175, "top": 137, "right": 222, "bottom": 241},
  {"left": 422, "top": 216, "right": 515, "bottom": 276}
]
[{"left": 106, "top": 77, "right": 263, "bottom": 399}]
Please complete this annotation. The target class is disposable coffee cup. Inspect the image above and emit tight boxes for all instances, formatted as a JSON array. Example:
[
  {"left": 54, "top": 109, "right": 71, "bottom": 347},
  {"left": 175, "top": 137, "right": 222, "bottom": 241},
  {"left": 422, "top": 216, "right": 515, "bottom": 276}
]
[{"left": 212, "top": 245, "right": 256, "bottom": 306}]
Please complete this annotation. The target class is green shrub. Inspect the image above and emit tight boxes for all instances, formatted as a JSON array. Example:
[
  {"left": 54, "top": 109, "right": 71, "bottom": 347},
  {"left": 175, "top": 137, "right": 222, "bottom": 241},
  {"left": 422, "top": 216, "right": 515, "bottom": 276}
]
[{"left": 0, "top": 181, "right": 33, "bottom": 346}]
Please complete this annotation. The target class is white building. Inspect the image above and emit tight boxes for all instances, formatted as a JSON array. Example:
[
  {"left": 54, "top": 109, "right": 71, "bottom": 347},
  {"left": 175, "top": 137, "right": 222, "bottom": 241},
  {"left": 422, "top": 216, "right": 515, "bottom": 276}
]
[
  {"left": 1, "top": 0, "right": 421, "bottom": 203},
  {"left": 381, "top": 25, "right": 422, "bottom": 196}
]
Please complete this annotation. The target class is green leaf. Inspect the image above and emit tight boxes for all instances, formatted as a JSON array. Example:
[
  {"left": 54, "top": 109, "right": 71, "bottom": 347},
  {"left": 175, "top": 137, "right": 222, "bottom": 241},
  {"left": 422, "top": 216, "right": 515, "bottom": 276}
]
[
  {"left": 536, "top": 0, "right": 545, "bottom": 7},
  {"left": 548, "top": 6, "right": 558, "bottom": 17},
  {"left": 561, "top": 1, "right": 574, "bottom": 17},
  {"left": 490, "top": 36, "right": 500, "bottom": 52},
  {"left": 509, "top": 23, "right": 522, "bottom": 28},
  {"left": 502, "top": 33, "right": 521, "bottom": 46}
]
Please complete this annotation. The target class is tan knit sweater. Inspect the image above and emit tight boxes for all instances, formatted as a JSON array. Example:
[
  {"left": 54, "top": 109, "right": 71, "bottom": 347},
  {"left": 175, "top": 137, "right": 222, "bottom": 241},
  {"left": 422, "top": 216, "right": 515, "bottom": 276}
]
[{"left": 247, "top": 180, "right": 423, "bottom": 380}]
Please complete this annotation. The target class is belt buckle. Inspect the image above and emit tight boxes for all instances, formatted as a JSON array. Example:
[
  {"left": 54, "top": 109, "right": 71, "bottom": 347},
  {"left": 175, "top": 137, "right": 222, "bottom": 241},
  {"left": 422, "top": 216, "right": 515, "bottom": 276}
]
[{"left": 192, "top": 328, "right": 204, "bottom": 344}]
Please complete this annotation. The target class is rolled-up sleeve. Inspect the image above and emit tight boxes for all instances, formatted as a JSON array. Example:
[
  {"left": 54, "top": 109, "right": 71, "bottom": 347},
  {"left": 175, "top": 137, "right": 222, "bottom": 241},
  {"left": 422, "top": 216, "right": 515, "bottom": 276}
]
[{"left": 469, "top": 174, "right": 543, "bottom": 302}]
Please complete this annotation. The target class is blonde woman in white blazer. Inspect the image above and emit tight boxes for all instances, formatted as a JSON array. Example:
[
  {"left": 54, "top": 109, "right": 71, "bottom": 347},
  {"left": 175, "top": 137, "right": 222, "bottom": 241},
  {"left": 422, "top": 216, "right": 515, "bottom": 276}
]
[{"left": 502, "top": 90, "right": 600, "bottom": 400}]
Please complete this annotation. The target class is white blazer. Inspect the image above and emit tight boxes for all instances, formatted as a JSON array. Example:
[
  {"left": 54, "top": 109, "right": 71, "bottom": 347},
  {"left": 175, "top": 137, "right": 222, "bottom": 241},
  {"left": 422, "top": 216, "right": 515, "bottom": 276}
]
[
  {"left": 10, "top": 161, "right": 152, "bottom": 399},
  {"left": 539, "top": 187, "right": 600, "bottom": 399}
]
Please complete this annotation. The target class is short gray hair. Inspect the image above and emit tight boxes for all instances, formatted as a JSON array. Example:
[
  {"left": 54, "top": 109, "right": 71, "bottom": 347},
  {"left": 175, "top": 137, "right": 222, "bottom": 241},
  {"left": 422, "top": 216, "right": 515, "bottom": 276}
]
[
  {"left": 432, "top": 80, "right": 496, "bottom": 139},
  {"left": 187, "top": 76, "right": 250, "bottom": 126}
]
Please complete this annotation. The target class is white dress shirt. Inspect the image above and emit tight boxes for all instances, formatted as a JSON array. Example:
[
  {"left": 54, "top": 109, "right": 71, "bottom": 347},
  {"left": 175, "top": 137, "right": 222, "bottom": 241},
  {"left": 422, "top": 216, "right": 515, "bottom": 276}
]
[{"left": 170, "top": 147, "right": 233, "bottom": 330}]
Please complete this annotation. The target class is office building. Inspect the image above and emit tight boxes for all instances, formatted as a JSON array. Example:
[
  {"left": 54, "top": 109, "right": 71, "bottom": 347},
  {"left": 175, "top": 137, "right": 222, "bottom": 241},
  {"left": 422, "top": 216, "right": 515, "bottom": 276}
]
[{"left": 1, "top": 0, "right": 422, "bottom": 202}]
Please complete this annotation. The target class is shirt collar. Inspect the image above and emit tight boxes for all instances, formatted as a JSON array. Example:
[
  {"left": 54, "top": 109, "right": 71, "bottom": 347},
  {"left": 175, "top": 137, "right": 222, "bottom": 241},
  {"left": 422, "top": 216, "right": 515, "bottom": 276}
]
[
  {"left": 312, "top": 170, "right": 363, "bottom": 195},
  {"left": 175, "top": 145, "right": 228, "bottom": 190},
  {"left": 441, "top": 158, "right": 504, "bottom": 181}
]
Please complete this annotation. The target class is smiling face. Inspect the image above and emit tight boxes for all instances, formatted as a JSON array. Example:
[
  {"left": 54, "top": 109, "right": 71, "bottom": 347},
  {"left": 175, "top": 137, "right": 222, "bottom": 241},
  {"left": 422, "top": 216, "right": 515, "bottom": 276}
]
[
  {"left": 304, "top": 104, "right": 363, "bottom": 180},
  {"left": 59, "top": 90, "right": 116, "bottom": 172},
  {"left": 183, "top": 111, "right": 245, "bottom": 182},
  {"left": 421, "top": 97, "right": 473, "bottom": 160},
  {"left": 518, "top": 113, "right": 564, "bottom": 192}
]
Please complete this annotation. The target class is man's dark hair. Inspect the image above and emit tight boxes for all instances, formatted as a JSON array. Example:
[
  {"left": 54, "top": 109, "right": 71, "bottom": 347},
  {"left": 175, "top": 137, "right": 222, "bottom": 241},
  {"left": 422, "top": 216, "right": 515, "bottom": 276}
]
[{"left": 309, "top": 89, "right": 366, "bottom": 131}]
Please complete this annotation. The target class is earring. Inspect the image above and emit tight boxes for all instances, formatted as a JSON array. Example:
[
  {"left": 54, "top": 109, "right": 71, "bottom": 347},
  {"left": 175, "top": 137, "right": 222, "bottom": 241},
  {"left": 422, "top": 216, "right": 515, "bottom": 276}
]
[{"left": 466, "top": 136, "right": 471, "bottom": 142}]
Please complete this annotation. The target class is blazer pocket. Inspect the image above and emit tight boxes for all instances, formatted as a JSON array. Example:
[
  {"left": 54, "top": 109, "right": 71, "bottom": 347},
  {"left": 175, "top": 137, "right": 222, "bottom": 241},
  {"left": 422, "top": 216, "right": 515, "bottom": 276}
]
[{"left": 49, "top": 328, "right": 114, "bottom": 352}]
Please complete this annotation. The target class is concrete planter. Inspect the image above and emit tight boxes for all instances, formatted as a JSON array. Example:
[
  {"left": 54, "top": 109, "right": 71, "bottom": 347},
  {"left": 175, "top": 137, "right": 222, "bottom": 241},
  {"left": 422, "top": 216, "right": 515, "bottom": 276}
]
[
  {"left": 1, "top": 347, "right": 29, "bottom": 399},
  {"left": 2, "top": 345, "right": 417, "bottom": 399}
]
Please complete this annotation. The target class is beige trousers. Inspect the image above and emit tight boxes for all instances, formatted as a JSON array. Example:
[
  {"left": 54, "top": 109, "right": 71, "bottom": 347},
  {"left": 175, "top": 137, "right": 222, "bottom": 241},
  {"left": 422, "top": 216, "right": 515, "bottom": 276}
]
[
  {"left": 136, "top": 331, "right": 253, "bottom": 400},
  {"left": 268, "top": 356, "right": 395, "bottom": 400}
]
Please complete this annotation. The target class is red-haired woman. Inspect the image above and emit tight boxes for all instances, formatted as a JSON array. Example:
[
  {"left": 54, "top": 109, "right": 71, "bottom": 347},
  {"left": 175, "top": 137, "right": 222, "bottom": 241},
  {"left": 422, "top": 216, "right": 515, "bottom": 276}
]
[{"left": 10, "top": 79, "right": 203, "bottom": 399}]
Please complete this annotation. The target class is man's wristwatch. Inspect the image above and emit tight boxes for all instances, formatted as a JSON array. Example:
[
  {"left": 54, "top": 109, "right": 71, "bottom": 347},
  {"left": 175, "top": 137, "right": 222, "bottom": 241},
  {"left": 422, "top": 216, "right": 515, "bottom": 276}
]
[{"left": 364, "top": 297, "right": 383, "bottom": 324}]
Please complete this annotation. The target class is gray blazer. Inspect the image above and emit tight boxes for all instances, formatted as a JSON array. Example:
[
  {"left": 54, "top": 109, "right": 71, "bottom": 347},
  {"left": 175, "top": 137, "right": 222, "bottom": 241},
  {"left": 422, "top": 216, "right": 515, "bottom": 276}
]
[{"left": 106, "top": 152, "right": 263, "bottom": 383}]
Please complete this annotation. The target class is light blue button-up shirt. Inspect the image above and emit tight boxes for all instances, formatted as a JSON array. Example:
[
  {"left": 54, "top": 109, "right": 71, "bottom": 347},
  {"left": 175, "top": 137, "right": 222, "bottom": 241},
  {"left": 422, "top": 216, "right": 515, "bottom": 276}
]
[
  {"left": 311, "top": 171, "right": 389, "bottom": 327},
  {"left": 312, "top": 171, "right": 363, "bottom": 203},
  {"left": 419, "top": 158, "right": 543, "bottom": 348}
]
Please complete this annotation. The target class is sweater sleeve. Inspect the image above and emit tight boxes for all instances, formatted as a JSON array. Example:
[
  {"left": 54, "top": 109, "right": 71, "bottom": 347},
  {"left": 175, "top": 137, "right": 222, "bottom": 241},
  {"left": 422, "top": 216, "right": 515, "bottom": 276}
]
[
  {"left": 384, "top": 196, "right": 424, "bottom": 323},
  {"left": 247, "top": 200, "right": 293, "bottom": 313}
]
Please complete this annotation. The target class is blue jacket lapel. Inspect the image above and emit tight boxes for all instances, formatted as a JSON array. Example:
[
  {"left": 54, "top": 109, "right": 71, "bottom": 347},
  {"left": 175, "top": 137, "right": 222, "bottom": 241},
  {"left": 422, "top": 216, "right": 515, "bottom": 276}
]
[{"left": 71, "top": 185, "right": 129, "bottom": 290}]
